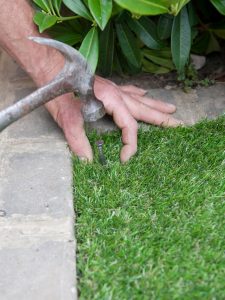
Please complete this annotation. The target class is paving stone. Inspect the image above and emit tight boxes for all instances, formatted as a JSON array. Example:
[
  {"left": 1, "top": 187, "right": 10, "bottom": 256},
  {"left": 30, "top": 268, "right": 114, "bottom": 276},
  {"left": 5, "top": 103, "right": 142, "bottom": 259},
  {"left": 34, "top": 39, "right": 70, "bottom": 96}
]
[
  {"left": 5, "top": 106, "right": 64, "bottom": 141},
  {"left": 0, "top": 144, "right": 73, "bottom": 217},
  {"left": 196, "top": 84, "right": 225, "bottom": 118},
  {"left": 0, "top": 50, "right": 76, "bottom": 300},
  {"left": 0, "top": 241, "right": 76, "bottom": 300},
  {"left": 87, "top": 84, "right": 225, "bottom": 132},
  {"left": 1, "top": 68, "right": 64, "bottom": 140}
]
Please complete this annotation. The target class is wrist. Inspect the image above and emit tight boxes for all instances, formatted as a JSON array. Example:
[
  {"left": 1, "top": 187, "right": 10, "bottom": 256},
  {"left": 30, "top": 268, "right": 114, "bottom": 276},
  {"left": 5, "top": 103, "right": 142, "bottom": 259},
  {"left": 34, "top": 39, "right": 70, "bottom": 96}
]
[{"left": 32, "top": 49, "right": 65, "bottom": 87}]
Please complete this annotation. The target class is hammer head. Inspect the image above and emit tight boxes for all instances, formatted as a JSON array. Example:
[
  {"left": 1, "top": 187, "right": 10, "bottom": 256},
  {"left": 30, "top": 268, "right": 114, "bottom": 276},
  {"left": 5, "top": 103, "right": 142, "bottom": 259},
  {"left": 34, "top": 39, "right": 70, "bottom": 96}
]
[{"left": 29, "top": 37, "right": 105, "bottom": 122}]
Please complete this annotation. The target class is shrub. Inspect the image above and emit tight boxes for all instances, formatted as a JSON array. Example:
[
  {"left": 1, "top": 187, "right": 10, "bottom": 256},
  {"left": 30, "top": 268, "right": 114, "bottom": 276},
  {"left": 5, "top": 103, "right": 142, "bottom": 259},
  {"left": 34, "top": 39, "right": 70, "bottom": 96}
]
[{"left": 32, "top": 0, "right": 225, "bottom": 79}]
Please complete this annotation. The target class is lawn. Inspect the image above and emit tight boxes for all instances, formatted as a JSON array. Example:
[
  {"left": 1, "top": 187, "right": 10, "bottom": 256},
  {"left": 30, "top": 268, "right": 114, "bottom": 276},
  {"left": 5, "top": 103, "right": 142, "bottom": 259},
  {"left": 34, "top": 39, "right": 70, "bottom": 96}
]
[{"left": 73, "top": 117, "right": 225, "bottom": 300}]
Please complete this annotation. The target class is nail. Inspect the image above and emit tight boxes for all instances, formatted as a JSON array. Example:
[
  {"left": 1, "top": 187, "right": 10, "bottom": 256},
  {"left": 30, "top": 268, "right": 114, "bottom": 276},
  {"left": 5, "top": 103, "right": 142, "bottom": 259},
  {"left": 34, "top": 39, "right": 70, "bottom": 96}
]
[
  {"left": 96, "top": 140, "right": 107, "bottom": 165},
  {"left": 167, "top": 103, "right": 176, "bottom": 109},
  {"left": 174, "top": 119, "right": 185, "bottom": 126},
  {"left": 141, "top": 88, "right": 148, "bottom": 95}
]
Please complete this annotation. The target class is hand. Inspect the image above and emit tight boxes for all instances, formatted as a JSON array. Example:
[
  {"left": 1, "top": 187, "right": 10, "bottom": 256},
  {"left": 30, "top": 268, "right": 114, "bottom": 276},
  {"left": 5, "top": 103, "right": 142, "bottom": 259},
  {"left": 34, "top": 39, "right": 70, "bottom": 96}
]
[
  {"left": 0, "top": 0, "right": 182, "bottom": 162},
  {"left": 48, "top": 76, "right": 183, "bottom": 163}
]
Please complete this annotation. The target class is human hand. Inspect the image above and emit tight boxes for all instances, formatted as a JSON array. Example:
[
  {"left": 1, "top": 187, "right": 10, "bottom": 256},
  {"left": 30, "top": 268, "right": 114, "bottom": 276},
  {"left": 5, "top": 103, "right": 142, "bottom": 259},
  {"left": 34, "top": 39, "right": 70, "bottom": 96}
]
[
  {"left": 48, "top": 76, "right": 182, "bottom": 163},
  {"left": 94, "top": 76, "right": 183, "bottom": 162},
  {"left": 0, "top": 0, "right": 182, "bottom": 162}
]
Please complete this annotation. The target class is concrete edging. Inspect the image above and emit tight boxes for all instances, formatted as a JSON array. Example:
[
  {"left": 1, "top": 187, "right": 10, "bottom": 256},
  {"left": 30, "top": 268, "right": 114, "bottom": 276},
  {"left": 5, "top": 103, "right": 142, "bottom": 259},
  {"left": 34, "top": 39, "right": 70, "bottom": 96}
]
[{"left": 0, "top": 51, "right": 76, "bottom": 300}]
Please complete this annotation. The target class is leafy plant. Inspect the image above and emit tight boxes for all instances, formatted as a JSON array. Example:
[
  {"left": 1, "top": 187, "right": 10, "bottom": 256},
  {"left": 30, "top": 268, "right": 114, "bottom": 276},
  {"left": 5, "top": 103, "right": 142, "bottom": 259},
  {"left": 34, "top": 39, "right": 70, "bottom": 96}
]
[{"left": 32, "top": 0, "right": 225, "bottom": 78}]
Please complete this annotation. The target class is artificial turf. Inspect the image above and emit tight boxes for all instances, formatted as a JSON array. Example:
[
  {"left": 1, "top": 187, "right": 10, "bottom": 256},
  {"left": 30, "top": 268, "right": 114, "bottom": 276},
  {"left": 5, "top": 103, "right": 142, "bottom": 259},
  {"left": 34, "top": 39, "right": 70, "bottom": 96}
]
[{"left": 73, "top": 117, "right": 225, "bottom": 300}]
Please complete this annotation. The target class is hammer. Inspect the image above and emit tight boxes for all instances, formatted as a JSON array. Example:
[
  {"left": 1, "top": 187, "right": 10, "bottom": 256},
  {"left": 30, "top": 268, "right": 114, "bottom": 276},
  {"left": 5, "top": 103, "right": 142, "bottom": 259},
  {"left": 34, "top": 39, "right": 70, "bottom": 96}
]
[{"left": 0, "top": 37, "right": 106, "bottom": 132}]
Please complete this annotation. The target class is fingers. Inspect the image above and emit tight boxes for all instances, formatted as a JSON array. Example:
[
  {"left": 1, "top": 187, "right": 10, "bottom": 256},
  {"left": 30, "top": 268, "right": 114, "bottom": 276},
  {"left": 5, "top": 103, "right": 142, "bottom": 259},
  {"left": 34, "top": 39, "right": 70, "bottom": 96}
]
[
  {"left": 120, "top": 84, "right": 147, "bottom": 96},
  {"left": 64, "top": 127, "right": 93, "bottom": 161},
  {"left": 94, "top": 80, "right": 138, "bottom": 162},
  {"left": 56, "top": 97, "right": 93, "bottom": 161},
  {"left": 94, "top": 76, "right": 183, "bottom": 163},
  {"left": 122, "top": 94, "right": 183, "bottom": 127},
  {"left": 131, "top": 94, "right": 176, "bottom": 114},
  {"left": 112, "top": 105, "right": 138, "bottom": 163},
  {"left": 119, "top": 84, "right": 176, "bottom": 114}
]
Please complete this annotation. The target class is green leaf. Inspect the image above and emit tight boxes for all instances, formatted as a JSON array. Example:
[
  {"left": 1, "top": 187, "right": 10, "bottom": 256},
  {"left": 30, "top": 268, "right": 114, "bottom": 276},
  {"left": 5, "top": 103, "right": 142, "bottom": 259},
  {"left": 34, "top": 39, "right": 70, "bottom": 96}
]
[
  {"left": 171, "top": 5, "right": 191, "bottom": 76},
  {"left": 117, "top": 48, "right": 141, "bottom": 74},
  {"left": 33, "top": 12, "right": 58, "bottom": 32},
  {"left": 142, "top": 58, "right": 170, "bottom": 74},
  {"left": 142, "top": 49, "right": 174, "bottom": 69},
  {"left": 79, "top": 27, "right": 99, "bottom": 72},
  {"left": 192, "top": 30, "right": 220, "bottom": 55},
  {"left": 191, "top": 32, "right": 210, "bottom": 54},
  {"left": 210, "top": 20, "right": 225, "bottom": 39},
  {"left": 48, "top": 24, "right": 82, "bottom": 45},
  {"left": 157, "top": 14, "right": 173, "bottom": 40},
  {"left": 210, "top": 0, "right": 225, "bottom": 15},
  {"left": 98, "top": 21, "right": 115, "bottom": 76},
  {"left": 112, "top": 2, "right": 123, "bottom": 16},
  {"left": 206, "top": 33, "right": 221, "bottom": 54},
  {"left": 51, "top": 32, "right": 82, "bottom": 45},
  {"left": 127, "top": 16, "right": 164, "bottom": 50},
  {"left": 114, "top": 0, "right": 169, "bottom": 15},
  {"left": 116, "top": 22, "right": 141, "bottom": 70},
  {"left": 63, "top": 0, "right": 92, "bottom": 20},
  {"left": 52, "top": 0, "right": 62, "bottom": 15},
  {"left": 169, "top": 0, "right": 191, "bottom": 15},
  {"left": 32, "top": 0, "right": 51, "bottom": 12},
  {"left": 187, "top": 1, "right": 199, "bottom": 27},
  {"left": 88, "top": 0, "right": 112, "bottom": 30},
  {"left": 113, "top": 49, "right": 124, "bottom": 76}
]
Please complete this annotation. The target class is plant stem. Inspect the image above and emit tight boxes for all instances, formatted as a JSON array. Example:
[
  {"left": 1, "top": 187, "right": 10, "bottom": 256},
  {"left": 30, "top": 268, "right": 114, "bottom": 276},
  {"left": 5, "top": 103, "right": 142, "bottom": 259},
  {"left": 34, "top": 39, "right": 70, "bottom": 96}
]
[
  {"left": 42, "top": 0, "right": 52, "bottom": 14},
  {"left": 58, "top": 16, "right": 81, "bottom": 21},
  {"left": 48, "top": 0, "right": 57, "bottom": 16}
]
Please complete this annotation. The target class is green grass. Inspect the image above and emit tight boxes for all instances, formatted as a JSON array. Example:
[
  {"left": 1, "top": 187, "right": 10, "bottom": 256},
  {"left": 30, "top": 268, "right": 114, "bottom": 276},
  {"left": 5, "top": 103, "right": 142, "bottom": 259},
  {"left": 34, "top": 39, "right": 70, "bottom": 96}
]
[{"left": 73, "top": 117, "right": 225, "bottom": 300}]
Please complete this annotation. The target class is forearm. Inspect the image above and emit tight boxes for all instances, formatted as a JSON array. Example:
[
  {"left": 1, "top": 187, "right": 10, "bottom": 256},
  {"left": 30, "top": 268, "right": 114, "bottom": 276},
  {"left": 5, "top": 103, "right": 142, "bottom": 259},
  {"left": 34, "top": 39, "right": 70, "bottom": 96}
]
[
  {"left": 0, "top": 0, "right": 65, "bottom": 85},
  {"left": 0, "top": 0, "right": 72, "bottom": 119}
]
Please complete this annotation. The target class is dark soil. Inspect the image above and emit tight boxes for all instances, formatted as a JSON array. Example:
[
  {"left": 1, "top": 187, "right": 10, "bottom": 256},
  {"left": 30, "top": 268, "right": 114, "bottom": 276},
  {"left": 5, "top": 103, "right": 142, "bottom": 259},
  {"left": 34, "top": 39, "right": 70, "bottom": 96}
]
[{"left": 111, "top": 51, "right": 225, "bottom": 89}]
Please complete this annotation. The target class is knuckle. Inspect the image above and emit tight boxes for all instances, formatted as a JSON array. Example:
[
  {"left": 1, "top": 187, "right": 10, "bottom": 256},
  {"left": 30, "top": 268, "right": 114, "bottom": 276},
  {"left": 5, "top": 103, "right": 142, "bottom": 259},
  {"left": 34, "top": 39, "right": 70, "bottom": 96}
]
[{"left": 130, "top": 120, "right": 138, "bottom": 132}]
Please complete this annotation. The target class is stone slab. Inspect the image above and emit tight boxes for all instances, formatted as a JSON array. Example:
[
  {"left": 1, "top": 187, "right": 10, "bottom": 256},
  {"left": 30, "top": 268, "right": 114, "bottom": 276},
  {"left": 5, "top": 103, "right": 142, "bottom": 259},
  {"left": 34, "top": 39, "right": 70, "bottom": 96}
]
[
  {"left": 0, "top": 49, "right": 76, "bottom": 300},
  {"left": 0, "top": 241, "right": 76, "bottom": 300},
  {"left": 0, "top": 144, "right": 73, "bottom": 217}
]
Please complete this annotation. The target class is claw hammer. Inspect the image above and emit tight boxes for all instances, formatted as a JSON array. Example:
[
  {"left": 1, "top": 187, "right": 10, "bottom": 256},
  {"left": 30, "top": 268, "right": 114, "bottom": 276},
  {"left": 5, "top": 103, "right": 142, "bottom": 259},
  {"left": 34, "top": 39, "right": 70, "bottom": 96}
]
[{"left": 0, "top": 37, "right": 105, "bottom": 132}]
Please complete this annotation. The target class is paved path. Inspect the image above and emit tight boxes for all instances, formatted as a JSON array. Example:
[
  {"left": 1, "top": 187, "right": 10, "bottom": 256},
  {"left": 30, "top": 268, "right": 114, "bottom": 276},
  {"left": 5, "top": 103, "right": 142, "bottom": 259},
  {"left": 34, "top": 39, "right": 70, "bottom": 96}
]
[
  {"left": 0, "top": 50, "right": 224, "bottom": 300},
  {"left": 0, "top": 51, "right": 76, "bottom": 300}
]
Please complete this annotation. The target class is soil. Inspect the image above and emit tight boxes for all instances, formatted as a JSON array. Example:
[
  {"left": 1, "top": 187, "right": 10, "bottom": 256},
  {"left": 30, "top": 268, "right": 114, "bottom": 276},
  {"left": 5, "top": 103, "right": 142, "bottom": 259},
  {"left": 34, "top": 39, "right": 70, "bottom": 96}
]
[{"left": 111, "top": 51, "right": 225, "bottom": 89}]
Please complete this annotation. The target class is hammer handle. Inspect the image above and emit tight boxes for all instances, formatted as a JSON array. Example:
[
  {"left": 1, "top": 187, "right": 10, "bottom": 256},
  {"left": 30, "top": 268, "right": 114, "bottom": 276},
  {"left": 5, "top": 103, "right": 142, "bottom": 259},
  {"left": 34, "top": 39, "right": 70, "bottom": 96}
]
[{"left": 0, "top": 78, "right": 71, "bottom": 132}]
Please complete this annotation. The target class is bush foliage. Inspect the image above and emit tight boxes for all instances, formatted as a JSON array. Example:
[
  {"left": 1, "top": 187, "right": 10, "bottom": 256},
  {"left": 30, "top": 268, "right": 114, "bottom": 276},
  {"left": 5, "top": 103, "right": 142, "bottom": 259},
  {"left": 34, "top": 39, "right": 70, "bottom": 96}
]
[{"left": 32, "top": 0, "right": 225, "bottom": 78}]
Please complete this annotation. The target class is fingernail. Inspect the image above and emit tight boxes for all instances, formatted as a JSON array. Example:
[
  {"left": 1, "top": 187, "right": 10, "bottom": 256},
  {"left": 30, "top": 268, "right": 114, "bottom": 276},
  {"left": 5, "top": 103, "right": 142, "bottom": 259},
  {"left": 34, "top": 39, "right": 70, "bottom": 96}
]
[
  {"left": 78, "top": 156, "right": 88, "bottom": 163},
  {"left": 141, "top": 89, "right": 148, "bottom": 94},
  {"left": 167, "top": 103, "right": 176, "bottom": 109},
  {"left": 175, "top": 119, "right": 185, "bottom": 126}
]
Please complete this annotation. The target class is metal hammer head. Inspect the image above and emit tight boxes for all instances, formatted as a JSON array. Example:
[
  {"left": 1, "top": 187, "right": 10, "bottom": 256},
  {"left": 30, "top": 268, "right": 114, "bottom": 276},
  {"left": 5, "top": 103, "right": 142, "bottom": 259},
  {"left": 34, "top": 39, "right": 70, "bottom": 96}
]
[{"left": 29, "top": 37, "right": 105, "bottom": 122}]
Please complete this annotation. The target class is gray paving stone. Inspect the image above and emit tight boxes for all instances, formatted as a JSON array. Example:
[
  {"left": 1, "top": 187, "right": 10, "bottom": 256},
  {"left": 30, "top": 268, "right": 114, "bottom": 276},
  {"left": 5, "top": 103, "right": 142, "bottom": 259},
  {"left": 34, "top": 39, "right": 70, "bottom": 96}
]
[
  {"left": 0, "top": 241, "right": 76, "bottom": 300},
  {"left": 87, "top": 84, "right": 225, "bottom": 132},
  {"left": 5, "top": 106, "right": 64, "bottom": 140},
  {"left": 197, "top": 84, "right": 225, "bottom": 118},
  {"left": 2, "top": 69, "right": 64, "bottom": 140},
  {"left": 0, "top": 50, "right": 76, "bottom": 300},
  {"left": 0, "top": 144, "right": 73, "bottom": 217}
]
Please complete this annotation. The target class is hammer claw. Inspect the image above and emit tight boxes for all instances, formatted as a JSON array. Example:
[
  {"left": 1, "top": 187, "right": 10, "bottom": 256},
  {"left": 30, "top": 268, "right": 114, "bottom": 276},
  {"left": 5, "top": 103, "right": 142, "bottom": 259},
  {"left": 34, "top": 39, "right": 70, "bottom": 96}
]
[{"left": 0, "top": 37, "right": 105, "bottom": 132}]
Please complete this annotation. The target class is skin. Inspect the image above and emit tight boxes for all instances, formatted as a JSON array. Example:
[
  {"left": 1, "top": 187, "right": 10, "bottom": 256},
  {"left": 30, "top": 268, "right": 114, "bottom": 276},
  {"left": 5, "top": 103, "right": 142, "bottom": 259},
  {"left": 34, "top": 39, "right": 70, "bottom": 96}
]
[{"left": 0, "top": 0, "right": 183, "bottom": 163}]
